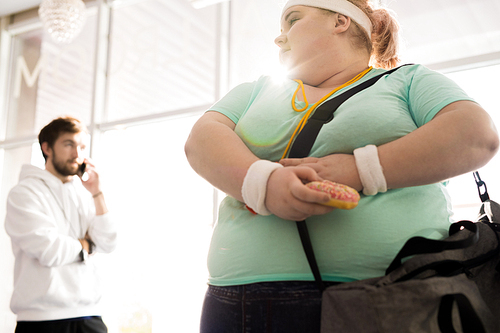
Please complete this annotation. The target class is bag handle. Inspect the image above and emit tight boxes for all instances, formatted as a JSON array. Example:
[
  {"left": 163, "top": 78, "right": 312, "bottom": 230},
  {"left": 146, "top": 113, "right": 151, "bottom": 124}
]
[
  {"left": 385, "top": 221, "right": 479, "bottom": 275},
  {"left": 387, "top": 171, "right": 497, "bottom": 275},
  {"left": 289, "top": 65, "right": 411, "bottom": 292},
  {"left": 438, "top": 293, "right": 487, "bottom": 333}
]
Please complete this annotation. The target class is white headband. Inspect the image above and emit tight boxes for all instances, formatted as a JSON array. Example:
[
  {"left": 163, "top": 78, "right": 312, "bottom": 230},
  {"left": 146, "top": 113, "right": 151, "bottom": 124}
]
[{"left": 281, "top": 0, "right": 372, "bottom": 38}]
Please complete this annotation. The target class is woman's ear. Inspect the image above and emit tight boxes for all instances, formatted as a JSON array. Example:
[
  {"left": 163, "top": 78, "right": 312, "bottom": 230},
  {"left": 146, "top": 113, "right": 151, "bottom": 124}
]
[{"left": 334, "top": 13, "right": 351, "bottom": 33}]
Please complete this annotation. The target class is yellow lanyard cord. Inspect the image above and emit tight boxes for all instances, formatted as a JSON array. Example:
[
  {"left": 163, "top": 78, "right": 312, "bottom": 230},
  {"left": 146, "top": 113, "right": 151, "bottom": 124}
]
[
  {"left": 292, "top": 81, "right": 309, "bottom": 112},
  {"left": 281, "top": 67, "right": 373, "bottom": 159}
]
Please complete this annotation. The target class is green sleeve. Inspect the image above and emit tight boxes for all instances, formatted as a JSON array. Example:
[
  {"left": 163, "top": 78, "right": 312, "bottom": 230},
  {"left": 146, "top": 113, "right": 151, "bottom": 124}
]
[
  {"left": 208, "top": 80, "right": 260, "bottom": 124},
  {"left": 407, "top": 65, "right": 475, "bottom": 127}
]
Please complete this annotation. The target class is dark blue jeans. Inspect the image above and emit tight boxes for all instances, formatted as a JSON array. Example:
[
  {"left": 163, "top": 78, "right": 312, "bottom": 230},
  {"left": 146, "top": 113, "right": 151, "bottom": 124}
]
[
  {"left": 200, "top": 281, "right": 339, "bottom": 333},
  {"left": 15, "top": 316, "right": 107, "bottom": 333}
]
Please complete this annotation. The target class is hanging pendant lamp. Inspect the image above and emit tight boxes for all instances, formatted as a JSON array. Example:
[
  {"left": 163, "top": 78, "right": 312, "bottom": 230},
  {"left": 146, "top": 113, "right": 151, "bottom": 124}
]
[{"left": 39, "top": 0, "right": 87, "bottom": 44}]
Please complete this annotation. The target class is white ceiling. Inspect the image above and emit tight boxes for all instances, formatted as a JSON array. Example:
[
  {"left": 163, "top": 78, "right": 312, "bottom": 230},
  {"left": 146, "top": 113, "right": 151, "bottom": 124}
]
[{"left": 0, "top": 0, "right": 41, "bottom": 17}]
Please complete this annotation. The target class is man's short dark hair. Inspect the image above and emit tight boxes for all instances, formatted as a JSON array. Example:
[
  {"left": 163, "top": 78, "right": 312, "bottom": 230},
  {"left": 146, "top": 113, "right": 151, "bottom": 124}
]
[{"left": 38, "top": 117, "right": 88, "bottom": 161}]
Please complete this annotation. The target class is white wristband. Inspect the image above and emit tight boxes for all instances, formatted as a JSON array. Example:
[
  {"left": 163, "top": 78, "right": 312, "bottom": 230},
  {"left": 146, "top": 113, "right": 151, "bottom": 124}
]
[
  {"left": 353, "top": 145, "right": 387, "bottom": 196},
  {"left": 241, "top": 160, "right": 284, "bottom": 215}
]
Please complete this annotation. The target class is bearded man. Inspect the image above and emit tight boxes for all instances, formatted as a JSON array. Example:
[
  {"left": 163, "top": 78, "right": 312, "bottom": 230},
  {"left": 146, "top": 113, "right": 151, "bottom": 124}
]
[{"left": 5, "top": 116, "right": 117, "bottom": 333}]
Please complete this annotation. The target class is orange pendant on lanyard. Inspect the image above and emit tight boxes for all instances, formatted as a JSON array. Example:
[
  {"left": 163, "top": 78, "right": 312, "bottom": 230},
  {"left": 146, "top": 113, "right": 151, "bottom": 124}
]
[{"left": 281, "top": 67, "right": 373, "bottom": 159}]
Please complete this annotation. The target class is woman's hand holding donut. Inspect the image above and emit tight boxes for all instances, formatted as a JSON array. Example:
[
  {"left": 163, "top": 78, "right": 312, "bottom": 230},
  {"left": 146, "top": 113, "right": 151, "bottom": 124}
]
[{"left": 265, "top": 166, "right": 335, "bottom": 221}]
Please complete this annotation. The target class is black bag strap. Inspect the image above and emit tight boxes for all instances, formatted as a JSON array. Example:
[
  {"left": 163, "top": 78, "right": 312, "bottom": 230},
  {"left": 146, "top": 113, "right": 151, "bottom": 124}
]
[
  {"left": 474, "top": 171, "right": 490, "bottom": 202},
  {"left": 474, "top": 170, "right": 500, "bottom": 244},
  {"left": 296, "top": 220, "right": 324, "bottom": 291},
  {"left": 438, "top": 293, "right": 487, "bottom": 333},
  {"left": 289, "top": 65, "right": 411, "bottom": 292}
]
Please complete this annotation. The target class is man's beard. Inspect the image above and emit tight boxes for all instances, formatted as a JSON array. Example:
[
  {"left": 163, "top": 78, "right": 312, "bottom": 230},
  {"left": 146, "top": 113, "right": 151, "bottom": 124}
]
[{"left": 52, "top": 152, "right": 78, "bottom": 177}]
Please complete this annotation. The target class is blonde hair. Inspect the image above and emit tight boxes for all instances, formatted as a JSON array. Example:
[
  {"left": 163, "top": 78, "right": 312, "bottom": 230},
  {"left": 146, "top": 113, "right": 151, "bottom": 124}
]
[{"left": 343, "top": 0, "right": 401, "bottom": 69}]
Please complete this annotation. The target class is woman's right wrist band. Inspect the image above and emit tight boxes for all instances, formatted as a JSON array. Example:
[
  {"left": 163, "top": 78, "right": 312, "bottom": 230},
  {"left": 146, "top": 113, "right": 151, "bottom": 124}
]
[
  {"left": 353, "top": 145, "right": 387, "bottom": 196},
  {"left": 241, "top": 160, "right": 283, "bottom": 215}
]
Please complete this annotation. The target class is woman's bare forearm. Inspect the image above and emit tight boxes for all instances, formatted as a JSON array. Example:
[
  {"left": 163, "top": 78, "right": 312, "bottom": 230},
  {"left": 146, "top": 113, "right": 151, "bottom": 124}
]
[{"left": 185, "top": 111, "right": 259, "bottom": 201}]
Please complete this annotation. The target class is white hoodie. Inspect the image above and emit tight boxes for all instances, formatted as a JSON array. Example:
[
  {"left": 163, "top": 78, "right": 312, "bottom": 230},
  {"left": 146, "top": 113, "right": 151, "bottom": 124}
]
[{"left": 4, "top": 164, "right": 117, "bottom": 321}]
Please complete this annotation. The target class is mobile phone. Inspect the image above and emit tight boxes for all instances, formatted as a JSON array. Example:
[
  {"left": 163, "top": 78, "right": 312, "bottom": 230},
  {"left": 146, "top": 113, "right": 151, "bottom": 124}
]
[
  {"left": 79, "top": 162, "right": 89, "bottom": 181},
  {"left": 79, "top": 162, "right": 86, "bottom": 175}
]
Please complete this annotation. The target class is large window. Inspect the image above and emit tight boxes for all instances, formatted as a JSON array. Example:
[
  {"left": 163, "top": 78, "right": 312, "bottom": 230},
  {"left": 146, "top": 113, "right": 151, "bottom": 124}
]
[
  {"left": 5, "top": 15, "right": 97, "bottom": 140},
  {"left": 106, "top": 0, "right": 217, "bottom": 122},
  {"left": 96, "top": 117, "right": 214, "bottom": 332}
]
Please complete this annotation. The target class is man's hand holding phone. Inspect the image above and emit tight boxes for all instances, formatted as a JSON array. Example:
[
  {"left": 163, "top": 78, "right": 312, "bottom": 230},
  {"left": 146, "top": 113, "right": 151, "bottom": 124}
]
[
  {"left": 78, "top": 162, "right": 88, "bottom": 181},
  {"left": 78, "top": 158, "right": 107, "bottom": 215},
  {"left": 78, "top": 158, "right": 101, "bottom": 196}
]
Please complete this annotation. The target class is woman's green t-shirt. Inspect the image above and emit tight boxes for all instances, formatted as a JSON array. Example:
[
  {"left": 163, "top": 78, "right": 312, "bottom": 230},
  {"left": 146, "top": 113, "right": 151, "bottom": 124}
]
[{"left": 206, "top": 64, "right": 475, "bottom": 286}]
